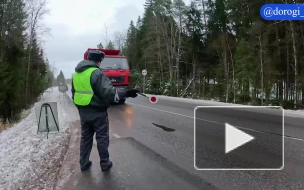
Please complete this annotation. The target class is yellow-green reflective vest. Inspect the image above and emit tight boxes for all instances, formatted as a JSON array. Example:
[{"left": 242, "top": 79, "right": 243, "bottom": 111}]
[{"left": 72, "top": 67, "right": 99, "bottom": 106}]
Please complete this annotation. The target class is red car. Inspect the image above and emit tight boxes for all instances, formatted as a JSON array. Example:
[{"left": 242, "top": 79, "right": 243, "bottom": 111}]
[{"left": 84, "top": 48, "right": 130, "bottom": 104}]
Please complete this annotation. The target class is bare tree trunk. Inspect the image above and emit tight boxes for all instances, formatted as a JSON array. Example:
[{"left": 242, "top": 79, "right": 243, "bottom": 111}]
[
  {"left": 258, "top": 35, "right": 264, "bottom": 105},
  {"left": 170, "top": 22, "right": 174, "bottom": 83},
  {"left": 201, "top": 0, "right": 208, "bottom": 33},
  {"left": 176, "top": 17, "right": 182, "bottom": 96},
  {"left": 275, "top": 21, "right": 283, "bottom": 102},
  {"left": 155, "top": 16, "right": 163, "bottom": 87},
  {"left": 25, "top": 0, "right": 48, "bottom": 106},
  {"left": 276, "top": 81, "right": 279, "bottom": 99},
  {"left": 286, "top": 35, "right": 289, "bottom": 101},
  {"left": 229, "top": 44, "right": 235, "bottom": 103},
  {"left": 302, "top": 86, "right": 304, "bottom": 104},
  {"left": 181, "top": 78, "right": 194, "bottom": 97},
  {"left": 0, "top": 0, "right": 7, "bottom": 60},
  {"left": 192, "top": 53, "right": 196, "bottom": 97},
  {"left": 172, "top": 1, "right": 185, "bottom": 96},
  {"left": 222, "top": 34, "right": 229, "bottom": 103},
  {"left": 203, "top": 77, "right": 205, "bottom": 98},
  {"left": 198, "top": 71, "right": 201, "bottom": 96},
  {"left": 159, "top": 16, "right": 173, "bottom": 81},
  {"left": 289, "top": 21, "right": 298, "bottom": 110},
  {"left": 201, "top": 0, "right": 208, "bottom": 99},
  {"left": 104, "top": 23, "right": 108, "bottom": 45},
  {"left": 114, "top": 31, "right": 126, "bottom": 51},
  {"left": 26, "top": 12, "right": 37, "bottom": 105}
]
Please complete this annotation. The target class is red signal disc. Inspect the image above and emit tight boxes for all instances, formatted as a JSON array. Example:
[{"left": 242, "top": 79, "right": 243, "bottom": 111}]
[{"left": 150, "top": 96, "right": 157, "bottom": 103}]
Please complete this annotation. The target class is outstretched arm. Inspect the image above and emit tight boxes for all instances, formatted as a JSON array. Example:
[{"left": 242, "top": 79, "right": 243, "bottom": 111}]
[{"left": 91, "top": 69, "right": 127, "bottom": 103}]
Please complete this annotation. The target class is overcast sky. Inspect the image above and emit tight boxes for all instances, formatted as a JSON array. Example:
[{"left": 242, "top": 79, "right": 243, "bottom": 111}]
[{"left": 43, "top": 0, "right": 191, "bottom": 78}]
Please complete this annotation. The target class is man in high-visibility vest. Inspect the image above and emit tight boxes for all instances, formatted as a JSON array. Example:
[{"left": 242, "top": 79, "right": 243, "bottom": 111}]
[{"left": 71, "top": 50, "right": 139, "bottom": 172}]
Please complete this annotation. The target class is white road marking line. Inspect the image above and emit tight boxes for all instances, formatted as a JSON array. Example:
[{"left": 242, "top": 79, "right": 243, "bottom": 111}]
[
  {"left": 284, "top": 136, "right": 304, "bottom": 141},
  {"left": 113, "top": 134, "right": 121, "bottom": 138},
  {"left": 127, "top": 102, "right": 304, "bottom": 142},
  {"left": 128, "top": 102, "right": 194, "bottom": 118}
]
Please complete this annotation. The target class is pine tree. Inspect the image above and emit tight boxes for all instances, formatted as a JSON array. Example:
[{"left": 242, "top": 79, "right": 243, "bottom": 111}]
[
  {"left": 97, "top": 43, "right": 104, "bottom": 48},
  {"left": 125, "top": 21, "right": 138, "bottom": 70},
  {"left": 57, "top": 71, "right": 66, "bottom": 85},
  {"left": 0, "top": 0, "right": 28, "bottom": 121},
  {"left": 106, "top": 41, "right": 115, "bottom": 49}
]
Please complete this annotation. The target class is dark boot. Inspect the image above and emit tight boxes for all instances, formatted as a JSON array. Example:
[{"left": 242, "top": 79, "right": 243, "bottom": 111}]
[
  {"left": 101, "top": 161, "right": 113, "bottom": 172},
  {"left": 81, "top": 161, "right": 92, "bottom": 171}
]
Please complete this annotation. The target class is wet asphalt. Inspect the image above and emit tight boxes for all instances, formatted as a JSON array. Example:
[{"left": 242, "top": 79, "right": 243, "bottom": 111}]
[{"left": 56, "top": 88, "right": 304, "bottom": 190}]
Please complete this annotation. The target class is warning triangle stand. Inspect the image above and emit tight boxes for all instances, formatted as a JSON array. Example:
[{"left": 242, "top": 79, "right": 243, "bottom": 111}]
[{"left": 37, "top": 103, "right": 59, "bottom": 139}]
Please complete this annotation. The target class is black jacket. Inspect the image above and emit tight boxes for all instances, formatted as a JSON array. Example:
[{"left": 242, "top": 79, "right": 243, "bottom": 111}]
[{"left": 71, "top": 60, "right": 126, "bottom": 111}]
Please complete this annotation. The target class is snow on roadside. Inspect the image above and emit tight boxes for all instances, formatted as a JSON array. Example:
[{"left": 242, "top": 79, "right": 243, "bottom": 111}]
[
  {"left": 0, "top": 87, "right": 70, "bottom": 190},
  {"left": 147, "top": 94, "right": 304, "bottom": 118}
]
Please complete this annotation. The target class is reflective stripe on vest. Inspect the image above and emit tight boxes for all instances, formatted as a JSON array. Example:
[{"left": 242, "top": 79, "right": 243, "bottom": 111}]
[
  {"left": 72, "top": 67, "right": 99, "bottom": 106},
  {"left": 74, "top": 90, "right": 94, "bottom": 95}
]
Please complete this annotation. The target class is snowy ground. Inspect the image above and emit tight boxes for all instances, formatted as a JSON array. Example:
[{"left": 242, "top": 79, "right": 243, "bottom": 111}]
[
  {"left": 146, "top": 94, "right": 304, "bottom": 118},
  {"left": 0, "top": 87, "right": 70, "bottom": 190}
]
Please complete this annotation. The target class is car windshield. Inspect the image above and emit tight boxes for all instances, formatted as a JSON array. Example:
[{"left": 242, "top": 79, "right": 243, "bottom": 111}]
[{"left": 100, "top": 57, "right": 129, "bottom": 70}]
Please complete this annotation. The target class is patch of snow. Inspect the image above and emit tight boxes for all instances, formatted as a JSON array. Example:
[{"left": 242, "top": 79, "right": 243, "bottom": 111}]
[
  {"left": 146, "top": 94, "right": 304, "bottom": 118},
  {"left": 0, "top": 87, "right": 70, "bottom": 190}
]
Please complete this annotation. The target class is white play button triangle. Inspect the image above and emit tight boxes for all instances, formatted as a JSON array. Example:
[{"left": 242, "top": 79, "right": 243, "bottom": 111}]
[{"left": 225, "top": 123, "right": 255, "bottom": 154}]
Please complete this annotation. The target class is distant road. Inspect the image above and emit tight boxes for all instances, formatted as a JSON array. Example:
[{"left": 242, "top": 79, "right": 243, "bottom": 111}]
[{"left": 61, "top": 85, "right": 304, "bottom": 190}]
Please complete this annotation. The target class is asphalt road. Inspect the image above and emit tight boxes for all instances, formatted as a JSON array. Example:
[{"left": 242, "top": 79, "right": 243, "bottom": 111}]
[{"left": 57, "top": 88, "right": 304, "bottom": 190}]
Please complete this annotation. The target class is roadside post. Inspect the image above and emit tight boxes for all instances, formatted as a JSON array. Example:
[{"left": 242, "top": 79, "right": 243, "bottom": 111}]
[
  {"left": 58, "top": 84, "right": 68, "bottom": 105},
  {"left": 142, "top": 69, "right": 147, "bottom": 93}
]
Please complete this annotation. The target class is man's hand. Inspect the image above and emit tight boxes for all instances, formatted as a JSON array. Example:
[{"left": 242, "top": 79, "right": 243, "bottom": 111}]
[{"left": 126, "top": 89, "right": 140, "bottom": 98}]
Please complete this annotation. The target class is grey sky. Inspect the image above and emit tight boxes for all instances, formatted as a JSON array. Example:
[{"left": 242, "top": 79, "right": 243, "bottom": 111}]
[{"left": 43, "top": 0, "right": 191, "bottom": 78}]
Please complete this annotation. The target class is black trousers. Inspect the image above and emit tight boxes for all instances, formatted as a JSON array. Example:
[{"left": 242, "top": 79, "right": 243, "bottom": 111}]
[{"left": 78, "top": 108, "right": 111, "bottom": 168}]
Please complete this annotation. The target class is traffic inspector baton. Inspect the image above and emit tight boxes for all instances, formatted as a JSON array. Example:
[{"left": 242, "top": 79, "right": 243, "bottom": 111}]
[{"left": 137, "top": 92, "right": 149, "bottom": 98}]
